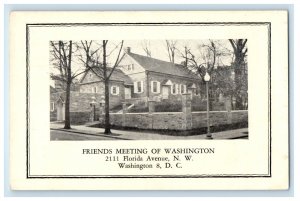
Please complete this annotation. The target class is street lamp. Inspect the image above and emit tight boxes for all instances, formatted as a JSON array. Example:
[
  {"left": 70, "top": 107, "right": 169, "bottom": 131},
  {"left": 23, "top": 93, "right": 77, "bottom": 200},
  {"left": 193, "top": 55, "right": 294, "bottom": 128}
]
[
  {"left": 204, "top": 72, "right": 213, "bottom": 140},
  {"left": 90, "top": 96, "right": 96, "bottom": 121}
]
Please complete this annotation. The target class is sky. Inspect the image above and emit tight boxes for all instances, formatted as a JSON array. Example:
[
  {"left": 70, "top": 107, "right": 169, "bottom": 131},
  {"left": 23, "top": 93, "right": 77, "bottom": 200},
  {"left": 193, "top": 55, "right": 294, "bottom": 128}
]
[
  {"left": 119, "top": 39, "right": 234, "bottom": 65},
  {"left": 50, "top": 39, "right": 236, "bottom": 86}
]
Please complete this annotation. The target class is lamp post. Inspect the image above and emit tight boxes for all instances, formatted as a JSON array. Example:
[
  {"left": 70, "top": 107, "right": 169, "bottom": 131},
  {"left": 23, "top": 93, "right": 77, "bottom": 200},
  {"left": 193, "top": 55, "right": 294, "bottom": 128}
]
[
  {"left": 90, "top": 96, "right": 96, "bottom": 121},
  {"left": 204, "top": 72, "right": 213, "bottom": 140}
]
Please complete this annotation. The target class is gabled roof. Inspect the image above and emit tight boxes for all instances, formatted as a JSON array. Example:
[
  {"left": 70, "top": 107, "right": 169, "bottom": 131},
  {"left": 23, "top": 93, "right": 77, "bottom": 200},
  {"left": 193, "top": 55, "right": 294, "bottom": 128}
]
[
  {"left": 81, "top": 67, "right": 133, "bottom": 85},
  {"left": 187, "top": 83, "right": 197, "bottom": 89},
  {"left": 161, "top": 79, "right": 173, "bottom": 86},
  {"left": 127, "top": 52, "right": 200, "bottom": 79}
]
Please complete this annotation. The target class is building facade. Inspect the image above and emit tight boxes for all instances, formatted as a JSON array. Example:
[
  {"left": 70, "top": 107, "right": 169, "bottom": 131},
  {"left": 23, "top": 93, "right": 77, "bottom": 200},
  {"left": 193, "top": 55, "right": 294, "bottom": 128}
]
[{"left": 50, "top": 47, "right": 204, "bottom": 123}]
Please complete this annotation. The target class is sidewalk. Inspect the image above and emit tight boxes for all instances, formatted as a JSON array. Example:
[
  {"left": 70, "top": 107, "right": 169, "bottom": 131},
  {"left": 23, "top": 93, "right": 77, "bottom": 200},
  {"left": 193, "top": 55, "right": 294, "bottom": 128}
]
[{"left": 50, "top": 122, "right": 248, "bottom": 140}]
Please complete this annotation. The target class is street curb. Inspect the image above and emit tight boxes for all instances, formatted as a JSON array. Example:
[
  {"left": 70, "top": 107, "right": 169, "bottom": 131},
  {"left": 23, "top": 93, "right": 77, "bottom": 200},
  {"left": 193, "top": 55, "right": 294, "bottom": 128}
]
[{"left": 50, "top": 128, "right": 131, "bottom": 140}]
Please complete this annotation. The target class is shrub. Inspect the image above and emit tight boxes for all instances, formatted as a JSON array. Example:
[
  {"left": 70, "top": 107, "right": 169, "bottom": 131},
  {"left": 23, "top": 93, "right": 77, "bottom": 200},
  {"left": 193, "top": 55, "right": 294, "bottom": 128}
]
[{"left": 155, "top": 102, "right": 182, "bottom": 112}]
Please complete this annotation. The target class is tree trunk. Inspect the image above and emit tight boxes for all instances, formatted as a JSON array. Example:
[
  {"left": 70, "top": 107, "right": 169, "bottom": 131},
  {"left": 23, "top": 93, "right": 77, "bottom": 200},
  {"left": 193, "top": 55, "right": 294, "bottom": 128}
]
[
  {"left": 64, "top": 82, "right": 71, "bottom": 129},
  {"left": 234, "top": 62, "right": 243, "bottom": 110},
  {"left": 229, "top": 39, "right": 247, "bottom": 110},
  {"left": 104, "top": 79, "right": 110, "bottom": 134},
  {"left": 64, "top": 41, "right": 72, "bottom": 129},
  {"left": 103, "top": 40, "right": 111, "bottom": 134}
]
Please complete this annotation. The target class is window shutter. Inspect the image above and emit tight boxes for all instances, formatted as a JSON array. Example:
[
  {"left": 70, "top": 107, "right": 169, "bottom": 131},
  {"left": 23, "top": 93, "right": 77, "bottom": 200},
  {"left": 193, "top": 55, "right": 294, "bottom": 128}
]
[
  {"left": 51, "top": 102, "right": 54, "bottom": 111},
  {"left": 110, "top": 86, "right": 113, "bottom": 94},
  {"left": 184, "top": 85, "right": 187, "bottom": 93},
  {"left": 176, "top": 84, "right": 179, "bottom": 94},
  {"left": 150, "top": 81, "right": 154, "bottom": 93},
  {"left": 116, "top": 86, "right": 120, "bottom": 95},
  {"left": 134, "top": 82, "right": 137, "bottom": 93},
  {"left": 157, "top": 81, "right": 161, "bottom": 93},
  {"left": 141, "top": 81, "right": 144, "bottom": 93}
]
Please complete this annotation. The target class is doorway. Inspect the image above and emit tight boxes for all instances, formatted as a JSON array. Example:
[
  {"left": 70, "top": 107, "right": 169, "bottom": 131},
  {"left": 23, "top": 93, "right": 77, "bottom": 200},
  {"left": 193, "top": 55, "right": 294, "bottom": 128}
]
[
  {"left": 162, "top": 86, "right": 169, "bottom": 99},
  {"left": 125, "top": 87, "right": 131, "bottom": 99}
]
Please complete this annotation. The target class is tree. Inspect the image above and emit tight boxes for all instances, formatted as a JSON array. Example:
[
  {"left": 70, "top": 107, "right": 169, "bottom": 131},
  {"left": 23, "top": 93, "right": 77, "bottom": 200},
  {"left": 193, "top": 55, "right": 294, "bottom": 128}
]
[
  {"left": 50, "top": 40, "right": 87, "bottom": 129},
  {"left": 165, "top": 40, "right": 177, "bottom": 63},
  {"left": 178, "top": 40, "right": 237, "bottom": 109},
  {"left": 77, "top": 40, "right": 124, "bottom": 134},
  {"left": 229, "top": 39, "right": 248, "bottom": 109}
]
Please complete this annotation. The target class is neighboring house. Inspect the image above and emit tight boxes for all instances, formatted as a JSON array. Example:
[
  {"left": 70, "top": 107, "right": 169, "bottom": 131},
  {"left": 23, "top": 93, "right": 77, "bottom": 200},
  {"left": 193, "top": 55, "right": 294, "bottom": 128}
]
[
  {"left": 79, "top": 67, "right": 133, "bottom": 108},
  {"left": 50, "top": 67, "right": 134, "bottom": 123}
]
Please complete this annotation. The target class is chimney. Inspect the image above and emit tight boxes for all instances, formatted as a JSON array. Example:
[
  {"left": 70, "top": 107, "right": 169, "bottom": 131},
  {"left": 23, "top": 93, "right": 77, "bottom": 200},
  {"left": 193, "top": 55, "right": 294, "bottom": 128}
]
[{"left": 124, "top": 47, "right": 131, "bottom": 53}]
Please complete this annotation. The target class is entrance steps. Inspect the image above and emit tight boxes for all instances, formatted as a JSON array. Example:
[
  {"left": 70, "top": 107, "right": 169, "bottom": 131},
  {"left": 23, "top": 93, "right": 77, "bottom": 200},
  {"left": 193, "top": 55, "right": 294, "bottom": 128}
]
[{"left": 116, "top": 103, "right": 135, "bottom": 113}]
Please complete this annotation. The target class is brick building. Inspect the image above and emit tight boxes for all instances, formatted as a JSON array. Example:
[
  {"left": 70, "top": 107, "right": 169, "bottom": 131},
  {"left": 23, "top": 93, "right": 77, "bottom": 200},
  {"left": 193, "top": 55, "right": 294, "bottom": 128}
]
[
  {"left": 50, "top": 47, "right": 204, "bottom": 123},
  {"left": 118, "top": 47, "right": 202, "bottom": 102}
]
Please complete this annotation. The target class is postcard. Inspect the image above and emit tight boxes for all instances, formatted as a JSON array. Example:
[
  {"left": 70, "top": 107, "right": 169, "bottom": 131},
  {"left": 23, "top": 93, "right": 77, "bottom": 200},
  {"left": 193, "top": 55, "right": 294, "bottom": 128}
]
[{"left": 10, "top": 11, "right": 288, "bottom": 190}]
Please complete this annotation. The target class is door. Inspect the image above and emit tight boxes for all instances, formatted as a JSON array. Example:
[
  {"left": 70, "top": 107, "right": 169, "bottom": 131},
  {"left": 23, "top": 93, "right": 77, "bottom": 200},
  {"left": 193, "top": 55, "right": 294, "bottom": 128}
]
[
  {"left": 56, "top": 102, "right": 65, "bottom": 121},
  {"left": 162, "top": 86, "right": 169, "bottom": 99},
  {"left": 125, "top": 87, "right": 131, "bottom": 99}
]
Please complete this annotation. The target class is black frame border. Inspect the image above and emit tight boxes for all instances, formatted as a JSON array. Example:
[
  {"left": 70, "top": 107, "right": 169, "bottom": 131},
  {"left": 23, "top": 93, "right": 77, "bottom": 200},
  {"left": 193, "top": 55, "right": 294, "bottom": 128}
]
[{"left": 26, "top": 22, "right": 271, "bottom": 179}]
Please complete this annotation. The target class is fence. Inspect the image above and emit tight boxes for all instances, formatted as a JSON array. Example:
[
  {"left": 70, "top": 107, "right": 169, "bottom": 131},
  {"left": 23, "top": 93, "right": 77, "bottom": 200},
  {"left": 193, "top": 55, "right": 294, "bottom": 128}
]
[{"left": 105, "top": 94, "right": 248, "bottom": 131}]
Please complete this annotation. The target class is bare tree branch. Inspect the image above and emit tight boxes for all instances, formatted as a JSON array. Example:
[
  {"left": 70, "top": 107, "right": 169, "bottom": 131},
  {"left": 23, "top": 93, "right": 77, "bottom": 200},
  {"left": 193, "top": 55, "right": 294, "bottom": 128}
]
[
  {"left": 107, "top": 40, "right": 124, "bottom": 79},
  {"left": 165, "top": 40, "right": 177, "bottom": 63}
]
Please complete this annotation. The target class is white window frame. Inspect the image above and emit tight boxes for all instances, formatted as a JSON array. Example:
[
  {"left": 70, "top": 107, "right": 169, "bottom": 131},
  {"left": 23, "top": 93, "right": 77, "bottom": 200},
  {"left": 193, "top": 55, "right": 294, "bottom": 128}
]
[
  {"left": 151, "top": 81, "right": 161, "bottom": 94},
  {"left": 92, "top": 86, "right": 97, "bottom": 93},
  {"left": 134, "top": 81, "right": 144, "bottom": 93},
  {"left": 50, "top": 102, "right": 55, "bottom": 112},
  {"left": 171, "top": 83, "right": 178, "bottom": 95},
  {"left": 180, "top": 84, "right": 187, "bottom": 94},
  {"left": 111, "top": 86, "right": 120, "bottom": 95}
]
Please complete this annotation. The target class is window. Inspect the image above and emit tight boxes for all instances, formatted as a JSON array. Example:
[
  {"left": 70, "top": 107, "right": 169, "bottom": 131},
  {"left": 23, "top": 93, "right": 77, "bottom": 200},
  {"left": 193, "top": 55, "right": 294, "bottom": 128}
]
[
  {"left": 171, "top": 83, "right": 178, "bottom": 95},
  {"left": 50, "top": 102, "right": 55, "bottom": 112},
  {"left": 134, "top": 81, "right": 143, "bottom": 93},
  {"left": 127, "top": 64, "right": 134, "bottom": 71},
  {"left": 151, "top": 81, "right": 160, "bottom": 93},
  {"left": 89, "top": 73, "right": 92, "bottom": 78},
  {"left": 92, "top": 86, "right": 97, "bottom": 93},
  {"left": 111, "top": 86, "right": 119, "bottom": 95},
  {"left": 180, "top": 84, "right": 187, "bottom": 94}
]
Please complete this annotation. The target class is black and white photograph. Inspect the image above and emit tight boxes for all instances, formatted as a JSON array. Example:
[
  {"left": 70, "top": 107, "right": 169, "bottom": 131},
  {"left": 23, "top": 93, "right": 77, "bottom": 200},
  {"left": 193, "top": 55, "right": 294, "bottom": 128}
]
[{"left": 49, "top": 39, "right": 248, "bottom": 141}]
